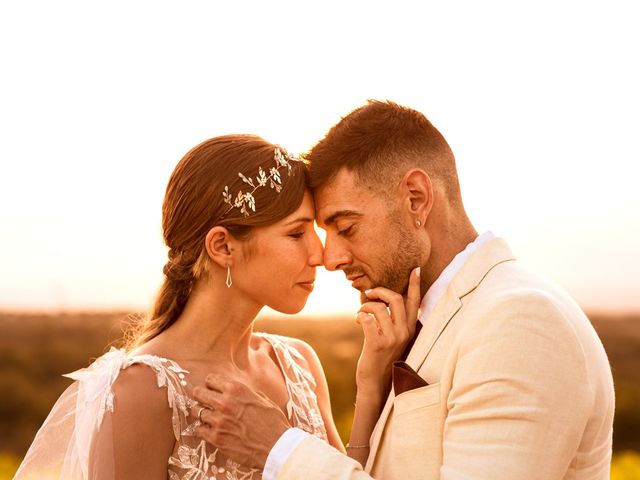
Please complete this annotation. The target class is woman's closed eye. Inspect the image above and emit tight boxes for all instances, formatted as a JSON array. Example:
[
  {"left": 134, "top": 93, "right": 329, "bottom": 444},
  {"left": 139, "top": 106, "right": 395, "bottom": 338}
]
[{"left": 288, "top": 231, "right": 305, "bottom": 239}]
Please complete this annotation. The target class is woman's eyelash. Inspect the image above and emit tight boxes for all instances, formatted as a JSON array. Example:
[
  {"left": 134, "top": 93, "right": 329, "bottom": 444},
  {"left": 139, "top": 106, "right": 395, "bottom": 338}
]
[{"left": 289, "top": 232, "right": 304, "bottom": 239}]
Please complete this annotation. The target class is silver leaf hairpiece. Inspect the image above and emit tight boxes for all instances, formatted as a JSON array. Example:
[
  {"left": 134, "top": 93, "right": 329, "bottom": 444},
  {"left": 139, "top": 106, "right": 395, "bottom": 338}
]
[{"left": 221, "top": 147, "right": 303, "bottom": 217}]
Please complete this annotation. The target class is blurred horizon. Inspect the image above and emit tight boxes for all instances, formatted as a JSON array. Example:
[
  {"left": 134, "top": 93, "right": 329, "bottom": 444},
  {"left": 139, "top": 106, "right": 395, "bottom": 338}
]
[
  {"left": 1, "top": 257, "right": 639, "bottom": 316},
  {"left": 2, "top": 254, "right": 639, "bottom": 315},
  {"left": 1, "top": 306, "right": 639, "bottom": 319}
]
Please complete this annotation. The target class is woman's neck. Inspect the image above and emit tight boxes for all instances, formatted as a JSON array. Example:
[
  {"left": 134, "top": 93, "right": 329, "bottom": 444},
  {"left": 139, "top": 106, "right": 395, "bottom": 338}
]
[{"left": 144, "top": 281, "right": 263, "bottom": 371}]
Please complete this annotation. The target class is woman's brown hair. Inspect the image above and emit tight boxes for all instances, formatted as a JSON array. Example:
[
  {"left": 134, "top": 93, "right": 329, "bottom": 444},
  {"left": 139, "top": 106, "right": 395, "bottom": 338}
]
[{"left": 124, "top": 134, "right": 308, "bottom": 349}]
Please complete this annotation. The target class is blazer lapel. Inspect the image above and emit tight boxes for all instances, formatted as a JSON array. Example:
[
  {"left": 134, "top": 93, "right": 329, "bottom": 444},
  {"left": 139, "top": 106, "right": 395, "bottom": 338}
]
[
  {"left": 365, "top": 238, "right": 516, "bottom": 471},
  {"left": 365, "top": 288, "right": 461, "bottom": 472},
  {"left": 406, "top": 288, "right": 462, "bottom": 371}
]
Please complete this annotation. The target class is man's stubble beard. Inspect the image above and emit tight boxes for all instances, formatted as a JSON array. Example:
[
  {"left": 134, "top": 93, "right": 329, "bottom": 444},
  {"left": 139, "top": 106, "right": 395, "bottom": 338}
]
[{"left": 359, "top": 218, "right": 422, "bottom": 303}]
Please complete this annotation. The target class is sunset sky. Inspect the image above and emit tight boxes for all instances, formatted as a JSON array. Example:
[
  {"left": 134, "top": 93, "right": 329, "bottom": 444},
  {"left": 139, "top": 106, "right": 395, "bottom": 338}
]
[{"left": 1, "top": 1, "right": 638, "bottom": 316}]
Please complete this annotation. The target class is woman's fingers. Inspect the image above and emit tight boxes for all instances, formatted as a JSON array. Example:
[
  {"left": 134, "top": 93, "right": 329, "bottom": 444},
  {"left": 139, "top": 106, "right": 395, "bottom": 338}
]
[
  {"left": 363, "top": 266, "right": 421, "bottom": 336},
  {"left": 356, "top": 311, "right": 381, "bottom": 342},
  {"left": 362, "top": 289, "right": 405, "bottom": 341},
  {"left": 405, "top": 267, "right": 422, "bottom": 334},
  {"left": 363, "top": 288, "right": 405, "bottom": 325},
  {"left": 358, "top": 302, "right": 394, "bottom": 338}
]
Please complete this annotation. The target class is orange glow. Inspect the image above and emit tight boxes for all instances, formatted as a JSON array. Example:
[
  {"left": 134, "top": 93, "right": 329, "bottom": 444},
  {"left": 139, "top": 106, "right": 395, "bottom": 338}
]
[{"left": 1, "top": 2, "right": 638, "bottom": 314}]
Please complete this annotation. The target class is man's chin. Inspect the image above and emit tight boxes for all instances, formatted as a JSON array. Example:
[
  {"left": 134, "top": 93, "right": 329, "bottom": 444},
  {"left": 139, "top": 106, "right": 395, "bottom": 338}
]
[{"left": 357, "top": 282, "right": 387, "bottom": 304}]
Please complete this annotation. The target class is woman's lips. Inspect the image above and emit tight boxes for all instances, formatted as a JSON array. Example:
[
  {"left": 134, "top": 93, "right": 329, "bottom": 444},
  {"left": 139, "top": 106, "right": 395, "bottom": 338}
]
[{"left": 297, "top": 282, "right": 315, "bottom": 292}]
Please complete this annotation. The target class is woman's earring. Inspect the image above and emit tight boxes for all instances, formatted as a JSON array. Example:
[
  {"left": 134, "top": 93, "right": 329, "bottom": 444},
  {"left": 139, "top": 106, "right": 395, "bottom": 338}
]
[
  {"left": 415, "top": 220, "right": 422, "bottom": 228},
  {"left": 226, "top": 265, "right": 232, "bottom": 288}
]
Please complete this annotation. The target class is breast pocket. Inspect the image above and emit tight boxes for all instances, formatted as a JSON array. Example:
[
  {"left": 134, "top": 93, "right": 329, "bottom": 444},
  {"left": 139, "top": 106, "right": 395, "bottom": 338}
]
[
  {"left": 393, "top": 382, "right": 441, "bottom": 417},
  {"left": 388, "top": 382, "right": 444, "bottom": 477}
]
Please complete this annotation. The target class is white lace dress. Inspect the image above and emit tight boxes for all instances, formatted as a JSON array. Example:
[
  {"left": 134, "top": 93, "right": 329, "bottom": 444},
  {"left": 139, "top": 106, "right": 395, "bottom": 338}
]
[{"left": 15, "top": 333, "right": 328, "bottom": 480}]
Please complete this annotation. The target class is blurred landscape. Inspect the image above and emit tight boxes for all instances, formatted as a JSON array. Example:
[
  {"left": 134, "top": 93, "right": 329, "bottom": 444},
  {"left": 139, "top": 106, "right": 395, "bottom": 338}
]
[{"left": 1, "top": 311, "right": 639, "bottom": 478}]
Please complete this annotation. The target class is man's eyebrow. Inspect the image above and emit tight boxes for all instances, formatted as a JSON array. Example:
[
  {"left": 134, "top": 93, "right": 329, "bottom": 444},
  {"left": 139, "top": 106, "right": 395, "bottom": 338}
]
[
  {"left": 323, "top": 210, "right": 363, "bottom": 226},
  {"left": 283, "top": 216, "right": 314, "bottom": 226}
]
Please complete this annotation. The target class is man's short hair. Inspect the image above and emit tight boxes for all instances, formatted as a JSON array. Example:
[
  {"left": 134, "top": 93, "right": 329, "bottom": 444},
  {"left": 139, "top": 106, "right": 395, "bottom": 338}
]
[{"left": 306, "top": 100, "right": 461, "bottom": 203}]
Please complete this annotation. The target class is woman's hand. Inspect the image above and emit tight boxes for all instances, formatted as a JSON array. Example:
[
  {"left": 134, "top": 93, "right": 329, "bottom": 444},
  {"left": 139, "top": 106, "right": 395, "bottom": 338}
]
[
  {"left": 346, "top": 267, "right": 422, "bottom": 467},
  {"left": 355, "top": 267, "right": 422, "bottom": 398}
]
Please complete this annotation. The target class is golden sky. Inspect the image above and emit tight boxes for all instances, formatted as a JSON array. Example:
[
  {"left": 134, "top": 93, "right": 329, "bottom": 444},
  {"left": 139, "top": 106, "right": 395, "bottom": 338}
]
[{"left": 1, "top": 1, "right": 638, "bottom": 314}]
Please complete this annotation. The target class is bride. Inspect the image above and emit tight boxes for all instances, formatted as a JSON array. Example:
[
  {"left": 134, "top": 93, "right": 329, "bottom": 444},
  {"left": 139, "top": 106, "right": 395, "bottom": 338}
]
[{"left": 15, "top": 134, "right": 417, "bottom": 479}]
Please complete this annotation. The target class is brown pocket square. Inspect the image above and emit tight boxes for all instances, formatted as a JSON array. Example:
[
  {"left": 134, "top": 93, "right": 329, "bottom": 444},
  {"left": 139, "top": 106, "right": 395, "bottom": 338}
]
[{"left": 392, "top": 361, "right": 429, "bottom": 396}]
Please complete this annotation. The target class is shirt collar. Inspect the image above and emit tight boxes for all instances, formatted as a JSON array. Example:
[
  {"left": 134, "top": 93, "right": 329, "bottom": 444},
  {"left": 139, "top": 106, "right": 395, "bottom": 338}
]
[{"left": 417, "top": 231, "right": 495, "bottom": 324}]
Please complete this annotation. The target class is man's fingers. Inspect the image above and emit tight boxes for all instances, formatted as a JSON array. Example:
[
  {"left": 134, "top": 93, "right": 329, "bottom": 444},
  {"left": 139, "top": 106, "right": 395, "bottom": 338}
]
[
  {"left": 190, "top": 402, "right": 219, "bottom": 431},
  {"left": 199, "top": 407, "right": 216, "bottom": 426},
  {"left": 196, "top": 423, "right": 223, "bottom": 447},
  {"left": 204, "top": 373, "right": 227, "bottom": 392},
  {"left": 193, "top": 385, "right": 223, "bottom": 409}
]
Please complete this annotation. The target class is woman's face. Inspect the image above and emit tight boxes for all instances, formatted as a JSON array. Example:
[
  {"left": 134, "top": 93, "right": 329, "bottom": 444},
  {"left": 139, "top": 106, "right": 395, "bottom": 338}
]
[{"left": 234, "top": 191, "right": 324, "bottom": 314}]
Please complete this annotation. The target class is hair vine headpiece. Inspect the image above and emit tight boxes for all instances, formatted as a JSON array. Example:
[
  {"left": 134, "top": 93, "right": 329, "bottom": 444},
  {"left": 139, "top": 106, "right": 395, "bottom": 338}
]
[{"left": 221, "top": 147, "right": 303, "bottom": 217}]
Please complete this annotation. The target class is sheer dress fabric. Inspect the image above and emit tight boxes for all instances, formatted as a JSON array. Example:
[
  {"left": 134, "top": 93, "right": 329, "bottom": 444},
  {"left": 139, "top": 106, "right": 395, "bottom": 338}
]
[{"left": 15, "top": 333, "right": 328, "bottom": 480}]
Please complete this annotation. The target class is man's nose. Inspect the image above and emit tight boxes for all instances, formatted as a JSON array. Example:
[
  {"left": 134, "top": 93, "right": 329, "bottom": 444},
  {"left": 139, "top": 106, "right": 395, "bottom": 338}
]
[{"left": 323, "top": 235, "right": 351, "bottom": 271}]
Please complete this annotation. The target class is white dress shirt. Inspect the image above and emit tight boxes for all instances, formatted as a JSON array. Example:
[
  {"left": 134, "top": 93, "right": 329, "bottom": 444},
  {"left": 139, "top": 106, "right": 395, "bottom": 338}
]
[{"left": 262, "top": 231, "right": 495, "bottom": 480}]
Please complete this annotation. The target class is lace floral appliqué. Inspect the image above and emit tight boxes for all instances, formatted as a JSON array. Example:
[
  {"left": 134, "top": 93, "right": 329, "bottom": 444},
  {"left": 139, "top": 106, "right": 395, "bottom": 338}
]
[{"left": 72, "top": 335, "right": 328, "bottom": 480}]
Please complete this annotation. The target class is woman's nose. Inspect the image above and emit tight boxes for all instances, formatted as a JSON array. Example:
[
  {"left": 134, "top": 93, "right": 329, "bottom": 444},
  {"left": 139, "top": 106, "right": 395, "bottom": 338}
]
[{"left": 308, "top": 231, "right": 324, "bottom": 267}]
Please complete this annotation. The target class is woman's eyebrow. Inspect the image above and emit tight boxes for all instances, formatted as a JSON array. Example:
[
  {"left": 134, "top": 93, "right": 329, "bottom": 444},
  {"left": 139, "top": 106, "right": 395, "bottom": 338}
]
[{"left": 283, "top": 216, "right": 314, "bottom": 226}]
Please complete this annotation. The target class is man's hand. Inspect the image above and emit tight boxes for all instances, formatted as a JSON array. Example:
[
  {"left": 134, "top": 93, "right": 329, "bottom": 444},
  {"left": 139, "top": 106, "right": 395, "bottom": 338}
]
[{"left": 192, "top": 374, "right": 292, "bottom": 469}]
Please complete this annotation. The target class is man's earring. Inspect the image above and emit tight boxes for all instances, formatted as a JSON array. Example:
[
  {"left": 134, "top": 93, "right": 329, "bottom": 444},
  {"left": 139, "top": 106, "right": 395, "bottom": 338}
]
[
  {"left": 415, "top": 220, "right": 422, "bottom": 228},
  {"left": 226, "top": 265, "right": 232, "bottom": 288}
]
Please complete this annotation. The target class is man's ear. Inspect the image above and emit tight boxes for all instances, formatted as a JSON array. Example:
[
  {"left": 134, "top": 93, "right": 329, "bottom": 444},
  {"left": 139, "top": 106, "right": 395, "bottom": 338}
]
[
  {"left": 204, "top": 226, "right": 234, "bottom": 268},
  {"left": 401, "top": 169, "right": 433, "bottom": 223}
]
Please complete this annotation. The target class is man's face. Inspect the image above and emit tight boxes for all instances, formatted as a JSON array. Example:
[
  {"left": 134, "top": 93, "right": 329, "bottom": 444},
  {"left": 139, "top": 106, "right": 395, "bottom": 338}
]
[{"left": 315, "top": 168, "right": 422, "bottom": 301}]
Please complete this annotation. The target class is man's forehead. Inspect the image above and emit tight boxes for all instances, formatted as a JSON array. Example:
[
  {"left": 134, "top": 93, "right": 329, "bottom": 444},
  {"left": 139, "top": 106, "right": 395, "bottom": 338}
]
[{"left": 314, "top": 169, "right": 371, "bottom": 225}]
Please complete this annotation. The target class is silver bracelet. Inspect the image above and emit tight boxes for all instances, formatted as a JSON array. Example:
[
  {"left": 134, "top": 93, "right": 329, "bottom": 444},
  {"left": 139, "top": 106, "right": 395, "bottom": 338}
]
[{"left": 346, "top": 443, "right": 370, "bottom": 449}]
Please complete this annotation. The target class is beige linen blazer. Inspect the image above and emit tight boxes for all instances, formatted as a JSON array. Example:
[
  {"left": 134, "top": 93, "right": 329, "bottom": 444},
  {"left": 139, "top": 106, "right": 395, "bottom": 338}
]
[{"left": 278, "top": 238, "right": 615, "bottom": 480}]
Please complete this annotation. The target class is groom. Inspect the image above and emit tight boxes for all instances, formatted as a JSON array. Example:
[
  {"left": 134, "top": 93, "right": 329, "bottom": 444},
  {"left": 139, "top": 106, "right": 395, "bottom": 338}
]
[{"left": 195, "top": 101, "right": 615, "bottom": 479}]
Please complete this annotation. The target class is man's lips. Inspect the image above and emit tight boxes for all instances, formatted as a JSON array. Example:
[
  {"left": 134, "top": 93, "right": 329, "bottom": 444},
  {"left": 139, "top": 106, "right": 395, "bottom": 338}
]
[{"left": 346, "top": 273, "right": 366, "bottom": 289}]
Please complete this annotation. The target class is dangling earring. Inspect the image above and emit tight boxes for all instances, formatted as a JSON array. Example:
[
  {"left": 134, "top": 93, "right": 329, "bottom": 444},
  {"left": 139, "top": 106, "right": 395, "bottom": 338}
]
[
  {"left": 226, "top": 265, "right": 232, "bottom": 288},
  {"left": 415, "top": 220, "right": 422, "bottom": 228}
]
